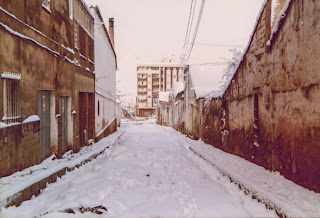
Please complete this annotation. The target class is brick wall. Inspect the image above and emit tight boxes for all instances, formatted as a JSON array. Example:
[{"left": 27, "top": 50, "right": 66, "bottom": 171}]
[{"left": 0, "top": 120, "right": 40, "bottom": 177}]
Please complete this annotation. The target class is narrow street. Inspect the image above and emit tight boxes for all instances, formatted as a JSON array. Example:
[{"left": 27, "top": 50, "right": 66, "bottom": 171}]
[{"left": 2, "top": 119, "right": 276, "bottom": 217}]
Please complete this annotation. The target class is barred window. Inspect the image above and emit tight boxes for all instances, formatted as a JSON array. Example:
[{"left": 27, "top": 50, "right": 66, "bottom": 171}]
[
  {"left": 2, "top": 72, "right": 21, "bottom": 124},
  {"left": 42, "top": 0, "right": 50, "bottom": 12}
]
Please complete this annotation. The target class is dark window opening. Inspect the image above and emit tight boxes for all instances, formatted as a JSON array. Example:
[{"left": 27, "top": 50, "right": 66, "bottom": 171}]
[
  {"left": 98, "top": 100, "right": 100, "bottom": 116},
  {"left": 254, "top": 93, "right": 259, "bottom": 147}
]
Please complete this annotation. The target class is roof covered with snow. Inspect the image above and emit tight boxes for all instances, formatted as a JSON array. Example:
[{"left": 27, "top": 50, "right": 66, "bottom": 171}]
[
  {"left": 172, "top": 81, "right": 185, "bottom": 98},
  {"left": 188, "top": 64, "right": 228, "bottom": 99},
  {"left": 158, "top": 91, "right": 170, "bottom": 102}
]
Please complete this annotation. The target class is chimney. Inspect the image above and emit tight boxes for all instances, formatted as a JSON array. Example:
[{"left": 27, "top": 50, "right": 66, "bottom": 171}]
[{"left": 109, "top": 18, "right": 115, "bottom": 47}]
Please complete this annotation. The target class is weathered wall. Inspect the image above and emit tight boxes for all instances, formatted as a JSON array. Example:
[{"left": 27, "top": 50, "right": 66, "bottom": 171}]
[
  {"left": 0, "top": 121, "right": 40, "bottom": 177},
  {"left": 0, "top": 1, "right": 95, "bottom": 176},
  {"left": 220, "top": 0, "right": 320, "bottom": 192}
]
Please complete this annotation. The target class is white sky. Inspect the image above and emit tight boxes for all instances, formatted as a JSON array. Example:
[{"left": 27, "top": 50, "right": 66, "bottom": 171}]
[{"left": 85, "top": 0, "right": 265, "bottom": 95}]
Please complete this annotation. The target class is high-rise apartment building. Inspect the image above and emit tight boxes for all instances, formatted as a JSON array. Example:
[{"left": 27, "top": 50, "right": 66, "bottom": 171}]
[{"left": 136, "top": 58, "right": 183, "bottom": 117}]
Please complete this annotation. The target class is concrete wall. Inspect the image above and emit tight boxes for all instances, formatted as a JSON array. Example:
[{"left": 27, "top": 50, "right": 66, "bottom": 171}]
[
  {"left": 91, "top": 7, "right": 118, "bottom": 138},
  {"left": 0, "top": 120, "right": 40, "bottom": 177}
]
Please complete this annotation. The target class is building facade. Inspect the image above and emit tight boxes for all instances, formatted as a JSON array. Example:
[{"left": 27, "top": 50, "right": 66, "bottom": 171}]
[
  {"left": 91, "top": 6, "right": 120, "bottom": 142},
  {"left": 0, "top": 0, "right": 95, "bottom": 177},
  {"left": 136, "top": 58, "right": 183, "bottom": 117}
]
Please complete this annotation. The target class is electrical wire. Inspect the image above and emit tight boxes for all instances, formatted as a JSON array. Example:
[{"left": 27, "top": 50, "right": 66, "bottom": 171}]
[
  {"left": 180, "top": 0, "right": 197, "bottom": 64},
  {"left": 182, "top": 0, "right": 206, "bottom": 65}
]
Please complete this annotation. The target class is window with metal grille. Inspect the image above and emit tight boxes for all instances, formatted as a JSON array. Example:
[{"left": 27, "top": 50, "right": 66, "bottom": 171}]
[
  {"left": 42, "top": 0, "right": 50, "bottom": 11},
  {"left": 2, "top": 72, "right": 21, "bottom": 124}
]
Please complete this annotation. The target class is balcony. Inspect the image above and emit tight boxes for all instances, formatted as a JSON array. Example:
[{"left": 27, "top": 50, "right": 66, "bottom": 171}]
[
  {"left": 138, "top": 91, "right": 147, "bottom": 95},
  {"left": 138, "top": 98, "right": 147, "bottom": 102},
  {"left": 138, "top": 77, "right": 147, "bottom": 81},
  {"left": 152, "top": 83, "right": 159, "bottom": 87},
  {"left": 138, "top": 84, "right": 147, "bottom": 88}
]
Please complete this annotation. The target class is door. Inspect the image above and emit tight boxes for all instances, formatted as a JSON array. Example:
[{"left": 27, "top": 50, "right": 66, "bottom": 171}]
[
  {"left": 60, "top": 96, "right": 68, "bottom": 154},
  {"left": 79, "top": 92, "right": 87, "bottom": 146},
  {"left": 38, "top": 91, "right": 50, "bottom": 160}
]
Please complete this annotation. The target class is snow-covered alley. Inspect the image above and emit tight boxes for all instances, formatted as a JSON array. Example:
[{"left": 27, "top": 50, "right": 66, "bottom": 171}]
[{"left": 1, "top": 118, "right": 277, "bottom": 217}]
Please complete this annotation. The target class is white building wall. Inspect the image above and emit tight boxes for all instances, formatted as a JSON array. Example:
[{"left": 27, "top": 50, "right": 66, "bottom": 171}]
[{"left": 92, "top": 9, "right": 118, "bottom": 136}]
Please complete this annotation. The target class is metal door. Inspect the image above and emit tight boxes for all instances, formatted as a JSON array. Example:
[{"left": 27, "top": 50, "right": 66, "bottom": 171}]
[
  {"left": 60, "top": 96, "right": 68, "bottom": 154},
  {"left": 38, "top": 91, "right": 50, "bottom": 160}
]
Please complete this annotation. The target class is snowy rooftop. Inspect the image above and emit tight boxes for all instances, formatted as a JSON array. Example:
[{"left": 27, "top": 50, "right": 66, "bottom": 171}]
[
  {"left": 158, "top": 91, "right": 170, "bottom": 102},
  {"left": 172, "top": 81, "right": 185, "bottom": 98},
  {"left": 188, "top": 64, "right": 228, "bottom": 99}
]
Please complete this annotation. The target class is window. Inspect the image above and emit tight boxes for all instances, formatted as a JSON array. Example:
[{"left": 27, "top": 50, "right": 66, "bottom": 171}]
[
  {"left": 79, "top": 25, "right": 86, "bottom": 56},
  {"left": 88, "top": 37, "right": 94, "bottom": 62},
  {"left": 42, "top": 0, "right": 50, "bottom": 12},
  {"left": 69, "top": 0, "right": 73, "bottom": 20},
  {"left": 2, "top": 72, "right": 21, "bottom": 124}
]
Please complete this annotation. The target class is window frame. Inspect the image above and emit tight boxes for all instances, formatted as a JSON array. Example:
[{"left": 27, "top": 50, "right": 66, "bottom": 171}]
[{"left": 2, "top": 72, "right": 21, "bottom": 124}]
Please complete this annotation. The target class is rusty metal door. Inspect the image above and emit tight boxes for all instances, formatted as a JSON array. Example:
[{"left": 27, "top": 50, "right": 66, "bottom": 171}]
[
  {"left": 60, "top": 96, "right": 68, "bottom": 154},
  {"left": 38, "top": 91, "right": 50, "bottom": 160}
]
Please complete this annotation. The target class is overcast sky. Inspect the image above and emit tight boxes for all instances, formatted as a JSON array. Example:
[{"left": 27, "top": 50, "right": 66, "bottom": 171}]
[{"left": 86, "top": 0, "right": 264, "bottom": 95}]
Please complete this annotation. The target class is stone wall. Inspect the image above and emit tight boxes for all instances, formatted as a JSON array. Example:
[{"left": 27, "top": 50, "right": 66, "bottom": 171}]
[
  {"left": 215, "top": 0, "right": 320, "bottom": 192},
  {"left": 0, "top": 121, "right": 40, "bottom": 177}
]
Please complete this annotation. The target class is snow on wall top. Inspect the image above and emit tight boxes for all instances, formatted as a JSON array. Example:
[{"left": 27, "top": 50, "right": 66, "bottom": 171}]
[
  {"left": 172, "top": 81, "right": 185, "bottom": 98},
  {"left": 158, "top": 91, "right": 170, "bottom": 102},
  {"left": 22, "top": 115, "right": 40, "bottom": 124},
  {"left": 221, "top": 0, "right": 291, "bottom": 100},
  {"left": 188, "top": 64, "right": 227, "bottom": 99},
  {"left": 267, "top": 0, "right": 292, "bottom": 46},
  {"left": 79, "top": 0, "right": 94, "bottom": 19}
]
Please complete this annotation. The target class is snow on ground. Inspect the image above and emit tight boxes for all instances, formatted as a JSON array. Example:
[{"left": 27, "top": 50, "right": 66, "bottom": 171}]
[
  {"left": 0, "top": 130, "right": 124, "bottom": 206},
  {"left": 188, "top": 140, "right": 320, "bottom": 217},
  {"left": 1, "top": 119, "right": 277, "bottom": 217}
]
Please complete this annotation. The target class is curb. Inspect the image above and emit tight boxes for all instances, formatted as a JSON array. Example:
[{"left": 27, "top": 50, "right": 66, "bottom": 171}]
[
  {"left": 1, "top": 131, "right": 125, "bottom": 209},
  {"left": 189, "top": 147, "right": 306, "bottom": 218}
]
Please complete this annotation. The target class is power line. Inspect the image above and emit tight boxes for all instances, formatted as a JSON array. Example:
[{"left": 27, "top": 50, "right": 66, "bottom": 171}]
[
  {"left": 182, "top": 0, "right": 206, "bottom": 65},
  {"left": 190, "top": 42, "right": 244, "bottom": 47},
  {"left": 182, "top": 0, "right": 194, "bottom": 51},
  {"left": 191, "top": 61, "right": 228, "bottom": 66},
  {"left": 180, "top": 0, "right": 197, "bottom": 64}
]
